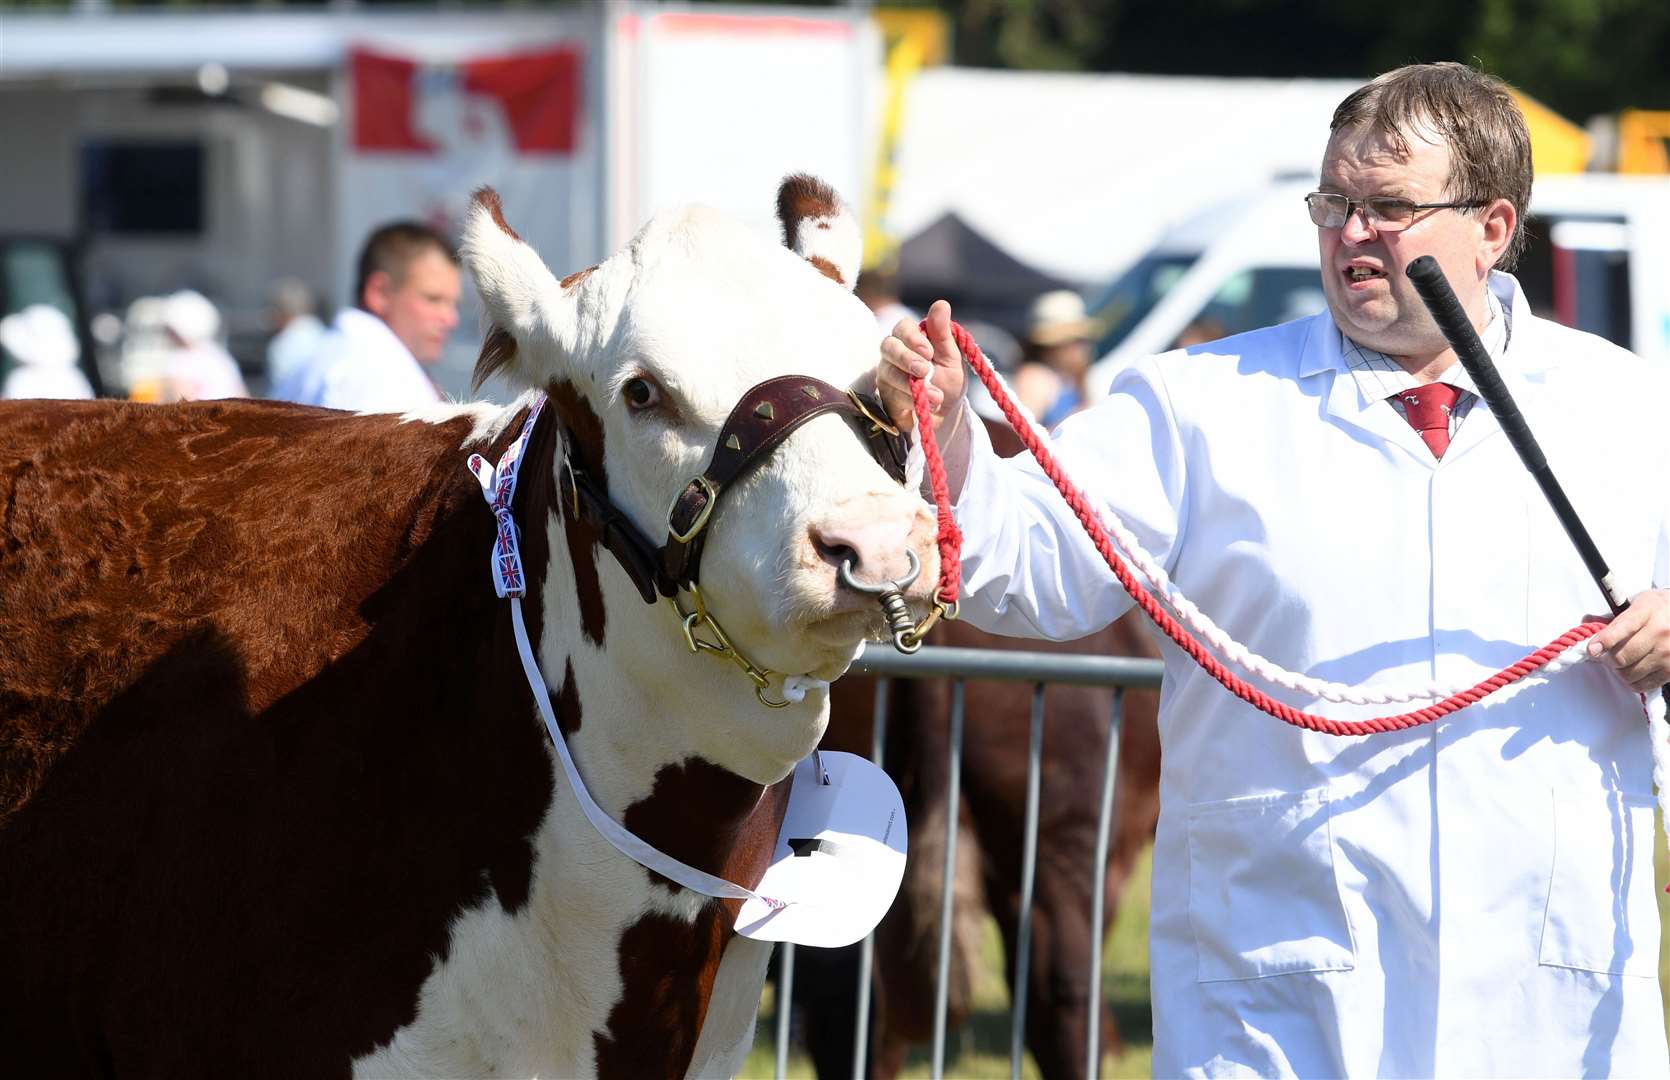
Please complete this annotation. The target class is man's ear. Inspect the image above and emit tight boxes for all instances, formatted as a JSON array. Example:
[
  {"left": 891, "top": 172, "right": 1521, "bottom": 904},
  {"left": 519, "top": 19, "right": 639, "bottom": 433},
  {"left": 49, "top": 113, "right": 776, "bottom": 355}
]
[
  {"left": 1478, "top": 197, "right": 1517, "bottom": 273},
  {"left": 362, "top": 270, "right": 394, "bottom": 319}
]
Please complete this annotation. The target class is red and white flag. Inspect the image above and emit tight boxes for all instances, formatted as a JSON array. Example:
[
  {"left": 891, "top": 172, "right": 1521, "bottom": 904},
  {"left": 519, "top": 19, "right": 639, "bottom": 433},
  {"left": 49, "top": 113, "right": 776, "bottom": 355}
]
[{"left": 339, "top": 44, "right": 596, "bottom": 308}]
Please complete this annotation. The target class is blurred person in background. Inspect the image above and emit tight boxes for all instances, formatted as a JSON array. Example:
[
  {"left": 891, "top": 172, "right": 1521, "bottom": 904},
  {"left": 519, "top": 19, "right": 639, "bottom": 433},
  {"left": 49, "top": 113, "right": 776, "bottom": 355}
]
[
  {"left": 264, "top": 277, "right": 326, "bottom": 393},
  {"left": 273, "top": 221, "right": 459, "bottom": 412},
  {"left": 874, "top": 61, "right": 1670, "bottom": 1076},
  {"left": 117, "top": 296, "right": 173, "bottom": 401},
  {"left": 956, "top": 317, "right": 1022, "bottom": 425},
  {"left": 0, "top": 304, "right": 94, "bottom": 400},
  {"left": 1172, "top": 315, "right": 1228, "bottom": 349},
  {"left": 1011, "top": 288, "right": 1094, "bottom": 427},
  {"left": 158, "top": 290, "right": 248, "bottom": 402},
  {"left": 855, "top": 260, "right": 916, "bottom": 335}
]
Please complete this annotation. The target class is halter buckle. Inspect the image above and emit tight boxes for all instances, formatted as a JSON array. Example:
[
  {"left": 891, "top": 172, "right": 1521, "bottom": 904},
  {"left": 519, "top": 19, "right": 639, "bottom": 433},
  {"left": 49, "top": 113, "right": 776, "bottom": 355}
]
[
  {"left": 668, "top": 475, "right": 718, "bottom": 544},
  {"left": 845, "top": 388, "right": 901, "bottom": 438}
]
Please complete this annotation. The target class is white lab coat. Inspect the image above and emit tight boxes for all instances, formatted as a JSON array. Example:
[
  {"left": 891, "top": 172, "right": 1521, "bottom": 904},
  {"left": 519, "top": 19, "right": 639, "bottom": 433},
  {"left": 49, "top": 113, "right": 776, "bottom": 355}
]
[
  {"left": 955, "top": 272, "right": 1670, "bottom": 1077},
  {"left": 271, "top": 308, "right": 440, "bottom": 412}
]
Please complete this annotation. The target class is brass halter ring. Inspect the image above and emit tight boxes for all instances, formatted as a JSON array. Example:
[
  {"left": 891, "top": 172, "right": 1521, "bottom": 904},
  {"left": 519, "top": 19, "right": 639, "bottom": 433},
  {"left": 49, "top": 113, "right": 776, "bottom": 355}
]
[{"left": 897, "top": 590, "right": 958, "bottom": 651}]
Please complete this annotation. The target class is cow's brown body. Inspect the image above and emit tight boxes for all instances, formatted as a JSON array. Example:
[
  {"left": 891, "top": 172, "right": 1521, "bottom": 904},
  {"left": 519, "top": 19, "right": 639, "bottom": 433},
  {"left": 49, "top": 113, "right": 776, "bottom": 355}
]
[
  {"left": 0, "top": 399, "right": 549, "bottom": 1073},
  {"left": 1, "top": 176, "right": 942, "bottom": 1078},
  {"left": 0, "top": 398, "right": 786, "bottom": 1077}
]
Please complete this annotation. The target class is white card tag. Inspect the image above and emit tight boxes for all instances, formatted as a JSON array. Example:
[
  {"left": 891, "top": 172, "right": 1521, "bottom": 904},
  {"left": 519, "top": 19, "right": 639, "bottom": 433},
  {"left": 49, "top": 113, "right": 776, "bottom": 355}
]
[{"left": 735, "top": 751, "right": 908, "bottom": 947}]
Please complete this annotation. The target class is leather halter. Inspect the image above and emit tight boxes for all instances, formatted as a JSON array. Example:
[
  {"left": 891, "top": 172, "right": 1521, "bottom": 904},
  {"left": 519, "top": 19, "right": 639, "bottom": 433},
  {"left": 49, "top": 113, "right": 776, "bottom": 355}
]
[{"left": 556, "top": 376, "right": 909, "bottom": 605}]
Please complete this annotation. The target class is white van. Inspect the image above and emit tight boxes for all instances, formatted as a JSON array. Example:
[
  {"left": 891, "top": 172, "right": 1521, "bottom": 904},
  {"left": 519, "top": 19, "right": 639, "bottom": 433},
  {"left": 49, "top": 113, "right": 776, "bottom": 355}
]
[{"left": 1084, "top": 174, "right": 1670, "bottom": 399}]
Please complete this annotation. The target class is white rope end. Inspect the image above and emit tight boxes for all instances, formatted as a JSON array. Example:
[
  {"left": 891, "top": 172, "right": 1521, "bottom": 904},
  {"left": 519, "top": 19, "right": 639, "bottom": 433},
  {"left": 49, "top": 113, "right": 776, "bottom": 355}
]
[
  {"left": 1645, "top": 691, "right": 1670, "bottom": 895},
  {"left": 780, "top": 675, "right": 830, "bottom": 704}
]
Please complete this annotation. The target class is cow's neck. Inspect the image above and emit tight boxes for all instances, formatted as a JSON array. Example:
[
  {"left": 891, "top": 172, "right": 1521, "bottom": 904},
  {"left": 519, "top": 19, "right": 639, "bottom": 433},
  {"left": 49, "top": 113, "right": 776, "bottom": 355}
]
[
  {"left": 514, "top": 427, "right": 816, "bottom": 1077},
  {"left": 531, "top": 476, "right": 811, "bottom": 856}
]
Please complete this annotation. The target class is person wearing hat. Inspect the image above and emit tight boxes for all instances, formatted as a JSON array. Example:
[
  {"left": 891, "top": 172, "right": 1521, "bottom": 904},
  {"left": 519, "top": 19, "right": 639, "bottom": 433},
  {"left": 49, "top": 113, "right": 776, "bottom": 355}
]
[
  {"left": 0, "top": 304, "right": 94, "bottom": 401},
  {"left": 158, "top": 290, "right": 249, "bottom": 402},
  {"left": 1012, "top": 288, "right": 1096, "bottom": 428}
]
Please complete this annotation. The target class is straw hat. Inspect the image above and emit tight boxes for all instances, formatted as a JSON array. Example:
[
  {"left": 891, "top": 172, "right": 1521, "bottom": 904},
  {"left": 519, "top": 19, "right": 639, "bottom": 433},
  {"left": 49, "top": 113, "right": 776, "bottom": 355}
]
[{"left": 1025, "top": 290, "right": 1094, "bottom": 347}]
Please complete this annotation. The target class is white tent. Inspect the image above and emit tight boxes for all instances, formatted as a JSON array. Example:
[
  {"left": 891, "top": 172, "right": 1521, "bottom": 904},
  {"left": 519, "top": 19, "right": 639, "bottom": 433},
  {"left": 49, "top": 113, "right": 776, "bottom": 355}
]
[{"left": 884, "top": 69, "right": 1363, "bottom": 287}]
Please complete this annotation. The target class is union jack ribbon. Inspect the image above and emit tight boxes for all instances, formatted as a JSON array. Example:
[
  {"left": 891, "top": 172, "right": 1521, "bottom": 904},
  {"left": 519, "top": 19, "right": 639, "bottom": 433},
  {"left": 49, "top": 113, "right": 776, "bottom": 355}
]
[{"left": 467, "top": 395, "right": 548, "bottom": 599}]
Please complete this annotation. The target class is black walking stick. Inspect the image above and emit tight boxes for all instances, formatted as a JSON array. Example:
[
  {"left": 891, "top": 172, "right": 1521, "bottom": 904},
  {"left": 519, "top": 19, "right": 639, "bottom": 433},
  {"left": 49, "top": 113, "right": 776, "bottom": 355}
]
[
  {"left": 1407, "top": 258, "right": 1668, "bottom": 708},
  {"left": 1405, "top": 255, "right": 1630, "bottom": 617}
]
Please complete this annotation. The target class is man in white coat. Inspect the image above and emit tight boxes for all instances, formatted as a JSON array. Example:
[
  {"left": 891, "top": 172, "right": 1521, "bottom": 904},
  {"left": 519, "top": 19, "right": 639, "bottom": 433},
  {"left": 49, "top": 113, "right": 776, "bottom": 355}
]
[
  {"left": 875, "top": 62, "right": 1670, "bottom": 1076},
  {"left": 272, "top": 221, "right": 459, "bottom": 412}
]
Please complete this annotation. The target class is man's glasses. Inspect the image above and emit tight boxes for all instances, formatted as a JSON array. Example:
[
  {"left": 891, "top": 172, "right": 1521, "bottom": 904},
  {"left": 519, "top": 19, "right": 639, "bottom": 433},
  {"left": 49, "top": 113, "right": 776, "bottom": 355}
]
[{"left": 1304, "top": 192, "right": 1487, "bottom": 232}]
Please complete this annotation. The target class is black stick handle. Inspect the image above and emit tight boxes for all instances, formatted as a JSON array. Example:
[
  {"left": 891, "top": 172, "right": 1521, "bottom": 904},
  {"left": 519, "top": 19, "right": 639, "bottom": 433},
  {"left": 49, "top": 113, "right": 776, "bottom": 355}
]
[{"left": 1405, "top": 255, "right": 1629, "bottom": 615}]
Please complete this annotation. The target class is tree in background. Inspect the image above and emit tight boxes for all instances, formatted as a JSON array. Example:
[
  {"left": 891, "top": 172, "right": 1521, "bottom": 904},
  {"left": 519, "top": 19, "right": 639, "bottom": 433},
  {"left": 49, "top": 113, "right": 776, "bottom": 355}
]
[{"left": 904, "top": 0, "right": 1670, "bottom": 121}]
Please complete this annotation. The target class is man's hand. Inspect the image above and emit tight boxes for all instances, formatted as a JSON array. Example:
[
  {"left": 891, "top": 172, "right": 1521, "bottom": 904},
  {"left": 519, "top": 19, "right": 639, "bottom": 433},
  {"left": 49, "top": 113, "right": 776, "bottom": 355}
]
[
  {"left": 875, "top": 300, "right": 967, "bottom": 434},
  {"left": 1586, "top": 589, "right": 1670, "bottom": 694}
]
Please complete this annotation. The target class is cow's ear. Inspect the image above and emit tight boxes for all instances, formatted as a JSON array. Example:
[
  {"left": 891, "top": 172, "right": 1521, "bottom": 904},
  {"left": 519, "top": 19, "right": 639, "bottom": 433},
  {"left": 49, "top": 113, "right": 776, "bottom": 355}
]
[
  {"left": 775, "top": 173, "right": 861, "bottom": 293},
  {"left": 462, "top": 187, "right": 576, "bottom": 391}
]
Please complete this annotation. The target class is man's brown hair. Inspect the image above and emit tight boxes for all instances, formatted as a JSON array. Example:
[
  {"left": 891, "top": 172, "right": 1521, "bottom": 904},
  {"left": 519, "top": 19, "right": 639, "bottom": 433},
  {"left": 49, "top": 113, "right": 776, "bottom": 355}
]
[
  {"left": 353, "top": 221, "right": 459, "bottom": 310},
  {"left": 1330, "top": 62, "right": 1533, "bottom": 268}
]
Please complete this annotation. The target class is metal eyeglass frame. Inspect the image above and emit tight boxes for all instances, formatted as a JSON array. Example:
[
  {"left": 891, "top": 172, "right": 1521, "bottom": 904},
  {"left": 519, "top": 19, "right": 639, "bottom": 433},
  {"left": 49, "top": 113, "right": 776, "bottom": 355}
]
[{"left": 1304, "top": 191, "right": 1488, "bottom": 231}]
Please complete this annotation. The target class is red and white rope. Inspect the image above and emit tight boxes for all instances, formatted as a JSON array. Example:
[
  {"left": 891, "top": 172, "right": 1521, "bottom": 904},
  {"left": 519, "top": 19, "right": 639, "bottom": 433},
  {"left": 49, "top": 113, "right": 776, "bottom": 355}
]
[{"left": 914, "top": 321, "right": 1665, "bottom": 742}]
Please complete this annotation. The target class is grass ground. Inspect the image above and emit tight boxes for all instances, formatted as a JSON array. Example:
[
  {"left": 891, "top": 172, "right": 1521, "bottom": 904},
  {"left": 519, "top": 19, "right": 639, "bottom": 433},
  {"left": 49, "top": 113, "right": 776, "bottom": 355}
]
[
  {"left": 741, "top": 816, "right": 1670, "bottom": 1079},
  {"left": 741, "top": 854, "right": 1153, "bottom": 1079}
]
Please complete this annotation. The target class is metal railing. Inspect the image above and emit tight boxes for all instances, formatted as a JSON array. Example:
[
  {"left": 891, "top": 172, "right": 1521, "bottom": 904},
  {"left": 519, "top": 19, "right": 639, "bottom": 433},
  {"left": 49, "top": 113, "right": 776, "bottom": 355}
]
[{"left": 770, "top": 642, "right": 1165, "bottom": 1080}]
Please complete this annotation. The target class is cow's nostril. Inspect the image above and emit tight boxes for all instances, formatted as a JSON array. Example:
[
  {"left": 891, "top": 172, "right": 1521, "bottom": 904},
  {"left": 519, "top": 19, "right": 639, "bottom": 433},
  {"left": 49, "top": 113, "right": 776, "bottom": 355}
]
[
  {"left": 812, "top": 511, "right": 917, "bottom": 589},
  {"left": 813, "top": 535, "right": 859, "bottom": 572}
]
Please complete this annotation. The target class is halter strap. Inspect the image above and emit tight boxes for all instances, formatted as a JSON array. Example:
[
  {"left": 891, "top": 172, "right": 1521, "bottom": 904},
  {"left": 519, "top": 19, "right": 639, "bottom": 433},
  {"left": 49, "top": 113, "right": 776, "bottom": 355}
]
[{"left": 556, "top": 376, "right": 906, "bottom": 604}]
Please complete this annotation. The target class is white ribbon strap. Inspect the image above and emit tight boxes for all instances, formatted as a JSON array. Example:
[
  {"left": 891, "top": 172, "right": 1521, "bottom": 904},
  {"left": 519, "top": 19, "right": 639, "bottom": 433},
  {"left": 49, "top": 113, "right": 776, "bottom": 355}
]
[
  {"left": 510, "top": 599, "right": 785, "bottom": 909},
  {"left": 470, "top": 395, "right": 786, "bottom": 911}
]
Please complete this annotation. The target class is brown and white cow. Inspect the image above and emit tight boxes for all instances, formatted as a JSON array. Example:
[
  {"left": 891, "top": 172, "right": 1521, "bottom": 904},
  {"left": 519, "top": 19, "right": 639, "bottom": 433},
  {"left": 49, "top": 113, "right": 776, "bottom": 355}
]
[{"left": 0, "top": 176, "right": 937, "bottom": 1077}]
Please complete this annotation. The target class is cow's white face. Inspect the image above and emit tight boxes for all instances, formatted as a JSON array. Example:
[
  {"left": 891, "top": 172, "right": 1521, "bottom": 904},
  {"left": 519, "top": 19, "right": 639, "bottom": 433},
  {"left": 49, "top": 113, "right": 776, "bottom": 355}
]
[{"left": 462, "top": 178, "right": 937, "bottom": 783}]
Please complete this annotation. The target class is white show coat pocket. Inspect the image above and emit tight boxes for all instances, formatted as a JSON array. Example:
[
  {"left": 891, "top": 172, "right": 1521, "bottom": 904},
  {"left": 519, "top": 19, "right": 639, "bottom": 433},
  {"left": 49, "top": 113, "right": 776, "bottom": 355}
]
[
  {"left": 1186, "top": 788, "right": 1357, "bottom": 982},
  {"left": 1539, "top": 788, "right": 1660, "bottom": 977}
]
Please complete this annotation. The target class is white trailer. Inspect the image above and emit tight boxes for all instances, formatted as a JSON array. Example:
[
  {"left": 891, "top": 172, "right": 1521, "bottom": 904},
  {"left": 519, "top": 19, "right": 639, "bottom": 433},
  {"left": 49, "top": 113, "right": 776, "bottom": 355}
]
[{"left": 0, "top": 5, "right": 880, "bottom": 399}]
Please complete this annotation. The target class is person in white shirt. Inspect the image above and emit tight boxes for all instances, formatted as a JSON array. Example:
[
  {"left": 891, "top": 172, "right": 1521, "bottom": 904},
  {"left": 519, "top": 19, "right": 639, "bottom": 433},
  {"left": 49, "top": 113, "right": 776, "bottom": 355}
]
[
  {"left": 273, "top": 221, "right": 460, "bottom": 412},
  {"left": 873, "top": 62, "right": 1670, "bottom": 1077},
  {"left": 263, "top": 278, "right": 327, "bottom": 393},
  {"left": 854, "top": 261, "right": 918, "bottom": 337},
  {"left": 158, "top": 290, "right": 248, "bottom": 402},
  {"left": 0, "top": 304, "right": 95, "bottom": 401}
]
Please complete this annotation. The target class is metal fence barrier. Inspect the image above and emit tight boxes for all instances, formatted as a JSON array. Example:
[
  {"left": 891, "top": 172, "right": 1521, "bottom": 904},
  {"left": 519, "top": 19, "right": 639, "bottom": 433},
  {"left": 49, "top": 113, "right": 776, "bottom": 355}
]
[{"left": 770, "top": 643, "right": 1165, "bottom": 1080}]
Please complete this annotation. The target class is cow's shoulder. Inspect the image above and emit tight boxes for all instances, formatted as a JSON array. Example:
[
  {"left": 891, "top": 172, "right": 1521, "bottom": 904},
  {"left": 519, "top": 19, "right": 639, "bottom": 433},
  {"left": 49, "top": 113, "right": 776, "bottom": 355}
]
[
  {"left": 0, "top": 396, "right": 564, "bottom": 1074},
  {"left": 0, "top": 397, "right": 527, "bottom": 821}
]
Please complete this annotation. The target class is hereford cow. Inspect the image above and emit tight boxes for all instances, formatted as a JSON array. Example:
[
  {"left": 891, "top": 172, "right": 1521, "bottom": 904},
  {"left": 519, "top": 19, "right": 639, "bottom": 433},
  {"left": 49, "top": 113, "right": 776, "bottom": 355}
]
[{"left": 0, "top": 177, "right": 937, "bottom": 1078}]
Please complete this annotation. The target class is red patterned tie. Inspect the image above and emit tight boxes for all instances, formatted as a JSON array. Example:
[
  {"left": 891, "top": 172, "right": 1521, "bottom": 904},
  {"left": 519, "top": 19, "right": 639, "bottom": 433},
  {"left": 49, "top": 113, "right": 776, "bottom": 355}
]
[{"left": 1394, "top": 383, "right": 1462, "bottom": 459}]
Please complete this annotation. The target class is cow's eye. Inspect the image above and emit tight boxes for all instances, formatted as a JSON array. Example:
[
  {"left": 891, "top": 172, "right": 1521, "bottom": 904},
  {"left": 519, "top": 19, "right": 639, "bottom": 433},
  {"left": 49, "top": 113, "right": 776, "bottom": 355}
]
[{"left": 622, "top": 377, "right": 660, "bottom": 411}]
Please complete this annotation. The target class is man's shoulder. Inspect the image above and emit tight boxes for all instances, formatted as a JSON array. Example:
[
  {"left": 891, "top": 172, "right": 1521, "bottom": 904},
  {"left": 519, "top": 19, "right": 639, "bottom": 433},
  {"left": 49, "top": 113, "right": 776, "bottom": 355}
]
[
  {"left": 1518, "top": 309, "right": 1666, "bottom": 402},
  {"left": 1522, "top": 309, "right": 1647, "bottom": 368}
]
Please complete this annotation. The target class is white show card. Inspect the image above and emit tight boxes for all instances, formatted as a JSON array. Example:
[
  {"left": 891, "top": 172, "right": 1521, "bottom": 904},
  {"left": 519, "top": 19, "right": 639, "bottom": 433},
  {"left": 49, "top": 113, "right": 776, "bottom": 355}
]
[{"left": 735, "top": 751, "right": 908, "bottom": 947}]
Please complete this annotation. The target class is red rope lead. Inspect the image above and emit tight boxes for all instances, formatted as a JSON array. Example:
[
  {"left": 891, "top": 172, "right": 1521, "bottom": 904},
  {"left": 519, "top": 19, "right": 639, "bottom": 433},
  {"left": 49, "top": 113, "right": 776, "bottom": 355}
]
[
  {"left": 912, "top": 370, "right": 962, "bottom": 605},
  {"left": 914, "top": 319, "right": 1607, "bottom": 736}
]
